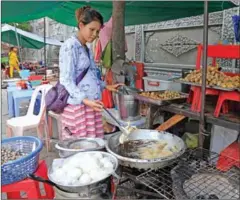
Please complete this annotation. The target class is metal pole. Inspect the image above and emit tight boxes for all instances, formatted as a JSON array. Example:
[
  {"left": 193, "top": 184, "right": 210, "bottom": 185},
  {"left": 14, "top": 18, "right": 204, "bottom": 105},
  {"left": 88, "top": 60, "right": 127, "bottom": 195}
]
[
  {"left": 14, "top": 23, "right": 23, "bottom": 64},
  {"left": 44, "top": 17, "right": 47, "bottom": 80},
  {"left": 199, "top": 1, "right": 209, "bottom": 148}
]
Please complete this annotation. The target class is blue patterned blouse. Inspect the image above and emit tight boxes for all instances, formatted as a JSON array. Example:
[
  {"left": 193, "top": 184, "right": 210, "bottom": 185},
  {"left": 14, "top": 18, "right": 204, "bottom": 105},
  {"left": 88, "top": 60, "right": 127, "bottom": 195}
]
[{"left": 59, "top": 36, "right": 106, "bottom": 105}]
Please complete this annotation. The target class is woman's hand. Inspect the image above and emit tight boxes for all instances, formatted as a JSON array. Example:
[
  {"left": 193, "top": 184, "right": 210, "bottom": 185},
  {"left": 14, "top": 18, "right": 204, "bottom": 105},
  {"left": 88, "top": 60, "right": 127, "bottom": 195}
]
[
  {"left": 106, "top": 83, "right": 125, "bottom": 92},
  {"left": 82, "top": 99, "right": 104, "bottom": 112}
]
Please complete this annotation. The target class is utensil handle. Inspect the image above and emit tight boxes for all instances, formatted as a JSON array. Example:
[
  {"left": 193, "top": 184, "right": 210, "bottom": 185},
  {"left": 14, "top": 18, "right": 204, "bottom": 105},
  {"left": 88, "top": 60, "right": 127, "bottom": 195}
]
[
  {"left": 103, "top": 107, "right": 123, "bottom": 127},
  {"left": 64, "top": 127, "right": 73, "bottom": 135},
  {"left": 28, "top": 174, "right": 70, "bottom": 193}
]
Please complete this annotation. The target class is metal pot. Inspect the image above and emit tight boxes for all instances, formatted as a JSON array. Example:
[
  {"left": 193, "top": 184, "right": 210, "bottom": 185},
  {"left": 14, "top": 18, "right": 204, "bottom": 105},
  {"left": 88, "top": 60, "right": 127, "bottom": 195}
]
[
  {"left": 55, "top": 138, "right": 105, "bottom": 158},
  {"left": 28, "top": 152, "right": 119, "bottom": 195},
  {"left": 105, "top": 130, "right": 186, "bottom": 170},
  {"left": 116, "top": 87, "right": 141, "bottom": 121}
]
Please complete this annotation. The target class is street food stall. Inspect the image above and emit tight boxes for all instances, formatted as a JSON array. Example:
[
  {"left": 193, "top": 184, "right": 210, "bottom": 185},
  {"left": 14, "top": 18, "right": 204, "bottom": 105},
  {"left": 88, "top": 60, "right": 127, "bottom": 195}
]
[{"left": 1, "top": 1, "right": 240, "bottom": 200}]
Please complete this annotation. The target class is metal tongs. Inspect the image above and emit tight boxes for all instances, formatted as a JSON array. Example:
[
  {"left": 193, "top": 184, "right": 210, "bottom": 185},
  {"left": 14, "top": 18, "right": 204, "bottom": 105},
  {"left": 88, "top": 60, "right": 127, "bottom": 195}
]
[{"left": 103, "top": 107, "right": 131, "bottom": 144}]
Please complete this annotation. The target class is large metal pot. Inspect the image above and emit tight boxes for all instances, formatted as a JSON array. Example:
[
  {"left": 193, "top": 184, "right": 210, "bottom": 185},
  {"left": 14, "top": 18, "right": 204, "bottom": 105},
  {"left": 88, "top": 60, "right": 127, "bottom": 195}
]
[
  {"left": 55, "top": 138, "right": 105, "bottom": 158},
  {"left": 28, "top": 152, "right": 118, "bottom": 196},
  {"left": 106, "top": 130, "right": 186, "bottom": 170},
  {"left": 116, "top": 87, "right": 141, "bottom": 121}
]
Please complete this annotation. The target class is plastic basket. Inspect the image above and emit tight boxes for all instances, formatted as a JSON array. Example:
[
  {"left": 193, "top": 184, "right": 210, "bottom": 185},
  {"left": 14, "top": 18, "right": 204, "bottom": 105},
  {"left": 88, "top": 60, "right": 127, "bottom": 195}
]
[{"left": 1, "top": 136, "right": 43, "bottom": 185}]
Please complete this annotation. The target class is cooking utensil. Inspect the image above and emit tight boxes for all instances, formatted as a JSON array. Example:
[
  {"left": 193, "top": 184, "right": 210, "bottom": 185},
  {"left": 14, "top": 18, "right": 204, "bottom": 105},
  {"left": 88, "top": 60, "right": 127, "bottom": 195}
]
[
  {"left": 116, "top": 87, "right": 141, "bottom": 121},
  {"left": 103, "top": 107, "right": 131, "bottom": 144},
  {"left": 105, "top": 130, "right": 186, "bottom": 170},
  {"left": 121, "top": 86, "right": 129, "bottom": 95},
  {"left": 55, "top": 138, "right": 105, "bottom": 158},
  {"left": 28, "top": 151, "right": 119, "bottom": 194}
]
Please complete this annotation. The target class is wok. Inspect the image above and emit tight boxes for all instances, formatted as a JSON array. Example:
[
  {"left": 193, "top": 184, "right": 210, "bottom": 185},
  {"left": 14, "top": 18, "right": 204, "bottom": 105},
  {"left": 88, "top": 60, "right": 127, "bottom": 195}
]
[{"left": 105, "top": 129, "right": 186, "bottom": 170}]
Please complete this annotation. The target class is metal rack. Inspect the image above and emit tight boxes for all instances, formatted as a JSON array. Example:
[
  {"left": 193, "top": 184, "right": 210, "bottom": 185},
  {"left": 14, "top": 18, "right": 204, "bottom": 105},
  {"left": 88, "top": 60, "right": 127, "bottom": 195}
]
[{"left": 136, "top": 148, "right": 240, "bottom": 200}]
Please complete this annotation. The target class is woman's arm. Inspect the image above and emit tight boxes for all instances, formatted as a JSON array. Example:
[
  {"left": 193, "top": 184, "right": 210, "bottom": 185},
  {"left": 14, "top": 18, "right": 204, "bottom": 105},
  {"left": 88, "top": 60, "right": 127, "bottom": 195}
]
[{"left": 59, "top": 42, "right": 87, "bottom": 105}]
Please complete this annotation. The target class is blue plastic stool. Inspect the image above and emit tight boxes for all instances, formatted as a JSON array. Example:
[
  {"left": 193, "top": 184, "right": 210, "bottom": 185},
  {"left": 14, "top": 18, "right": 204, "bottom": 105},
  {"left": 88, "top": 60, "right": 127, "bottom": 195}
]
[
  {"left": 12, "top": 90, "right": 41, "bottom": 117},
  {"left": 12, "top": 90, "right": 34, "bottom": 117},
  {"left": 7, "top": 87, "right": 20, "bottom": 117}
]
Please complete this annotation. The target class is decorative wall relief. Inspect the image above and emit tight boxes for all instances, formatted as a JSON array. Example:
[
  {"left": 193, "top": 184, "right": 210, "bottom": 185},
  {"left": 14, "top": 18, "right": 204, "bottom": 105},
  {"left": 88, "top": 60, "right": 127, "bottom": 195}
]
[
  {"left": 144, "top": 32, "right": 155, "bottom": 63},
  {"left": 209, "top": 26, "right": 222, "bottom": 36},
  {"left": 134, "top": 25, "right": 143, "bottom": 61},
  {"left": 221, "top": 7, "right": 240, "bottom": 70},
  {"left": 125, "top": 25, "right": 135, "bottom": 34},
  {"left": 222, "top": 7, "right": 239, "bottom": 42},
  {"left": 159, "top": 34, "right": 199, "bottom": 57},
  {"left": 142, "top": 11, "right": 223, "bottom": 32}
]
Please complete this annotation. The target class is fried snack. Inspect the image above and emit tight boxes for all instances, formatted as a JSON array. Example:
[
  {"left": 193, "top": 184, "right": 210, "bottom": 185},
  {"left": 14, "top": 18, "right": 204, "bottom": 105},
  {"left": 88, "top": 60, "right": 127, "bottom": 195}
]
[
  {"left": 140, "top": 90, "right": 181, "bottom": 100},
  {"left": 180, "top": 66, "right": 240, "bottom": 89}
]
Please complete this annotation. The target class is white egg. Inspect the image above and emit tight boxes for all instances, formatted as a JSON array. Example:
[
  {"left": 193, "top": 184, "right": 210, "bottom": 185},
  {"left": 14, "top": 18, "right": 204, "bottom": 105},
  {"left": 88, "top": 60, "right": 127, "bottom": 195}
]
[
  {"left": 89, "top": 169, "right": 99, "bottom": 180},
  {"left": 79, "top": 173, "right": 92, "bottom": 185},
  {"left": 103, "top": 160, "right": 114, "bottom": 170},
  {"left": 52, "top": 168, "right": 67, "bottom": 183},
  {"left": 66, "top": 168, "right": 82, "bottom": 180},
  {"left": 93, "top": 153, "right": 103, "bottom": 160}
]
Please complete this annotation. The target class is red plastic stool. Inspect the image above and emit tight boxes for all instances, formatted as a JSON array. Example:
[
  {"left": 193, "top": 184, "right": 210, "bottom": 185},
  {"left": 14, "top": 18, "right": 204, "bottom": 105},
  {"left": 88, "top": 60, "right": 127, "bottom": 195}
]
[
  {"left": 41, "top": 80, "right": 50, "bottom": 84},
  {"left": 189, "top": 86, "right": 220, "bottom": 112},
  {"left": 214, "top": 91, "right": 240, "bottom": 117},
  {"left": 196, "top": 88, "right": 220, "bottom": 112},
  {"left": 1, "top": 160, "right": 54, "bottom": 199},
  {"left": 189, "top": 86, "right": 229, "bottom": 114},
  {"left": 28, "top": 75, "right": 43, "bottom": 81},
  {"left": 217, "top": 142, "right": 240, "bottom": 171}
]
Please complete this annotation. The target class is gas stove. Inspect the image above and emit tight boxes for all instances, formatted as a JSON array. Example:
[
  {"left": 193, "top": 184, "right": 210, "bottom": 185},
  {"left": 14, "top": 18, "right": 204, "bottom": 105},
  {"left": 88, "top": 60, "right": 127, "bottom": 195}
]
[
  {"left": 112, "top": 148, "right": 240, "bottom": 200},
  {"left": 112, "top": 166, "right": 175, "bottom": 199}
]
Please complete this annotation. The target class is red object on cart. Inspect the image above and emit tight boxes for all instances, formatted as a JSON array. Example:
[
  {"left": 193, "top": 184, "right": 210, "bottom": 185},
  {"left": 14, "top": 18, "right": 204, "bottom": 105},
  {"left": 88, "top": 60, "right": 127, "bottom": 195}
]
[
  {"left": 28, "top": 75, "right": 43, "bottom": 81},
  {"left": 217, "top": 142, "right": 240, "bottom": 171},
  {"left": 189, "top": 44, "right": 240, "bottom": 116},
  {"left": 1, "top": 160, "right": 54, "bottom": 199},
  {"left": 102, "top": 70, "right": 113, "bottom": 108},
  {"left": 132, "top": 62, "right": 145, "bottom": 90}
]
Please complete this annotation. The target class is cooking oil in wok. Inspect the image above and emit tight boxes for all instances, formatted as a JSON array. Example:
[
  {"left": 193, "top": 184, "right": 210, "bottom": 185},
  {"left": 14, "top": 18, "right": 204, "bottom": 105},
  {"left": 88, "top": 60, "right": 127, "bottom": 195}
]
[{"left": 120, "top": 140, "right": 175, "bottom": 160}]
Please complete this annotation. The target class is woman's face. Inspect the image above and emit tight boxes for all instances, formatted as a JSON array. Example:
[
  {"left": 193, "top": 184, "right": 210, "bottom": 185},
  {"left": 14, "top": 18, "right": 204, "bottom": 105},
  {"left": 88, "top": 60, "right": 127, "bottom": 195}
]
[
  {"left": 13, "top": 48, "right": 18, "bottom": 52},
  {"left": 79, "top": 21, "right": 101, "bottom": 43}
]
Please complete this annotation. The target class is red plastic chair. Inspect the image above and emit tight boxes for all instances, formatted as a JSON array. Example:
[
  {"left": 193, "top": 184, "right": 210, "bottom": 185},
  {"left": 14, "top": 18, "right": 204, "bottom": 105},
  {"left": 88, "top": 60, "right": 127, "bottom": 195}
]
[
  {"left": 217, "top": 142, "right": 240, "bottom": 172},
  {"left": 214, "top": 91, "right": 240, "bottom": 117},
  {"left": 190, "top": 44, "right": 240, "bottom": 116},
  {"left": 2, "top": 160, "right": 54, "bottom": 199}
]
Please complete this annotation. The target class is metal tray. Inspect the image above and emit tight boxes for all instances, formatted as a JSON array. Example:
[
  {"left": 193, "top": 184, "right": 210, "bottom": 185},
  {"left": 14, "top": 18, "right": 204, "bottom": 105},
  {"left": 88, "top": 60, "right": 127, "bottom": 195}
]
[
  {"left": 174, "top": 79, "right": 236, "bottom": 91},
  {"left": 134, "top": 90, "right": 188, "bottom": 106}
]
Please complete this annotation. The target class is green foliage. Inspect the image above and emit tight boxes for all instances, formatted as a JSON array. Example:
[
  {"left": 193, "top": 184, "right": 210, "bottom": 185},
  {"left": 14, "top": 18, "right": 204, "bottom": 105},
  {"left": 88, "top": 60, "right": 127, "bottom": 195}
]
[{"left": 8, "top": 22, "right": 31, "bottom": 32}]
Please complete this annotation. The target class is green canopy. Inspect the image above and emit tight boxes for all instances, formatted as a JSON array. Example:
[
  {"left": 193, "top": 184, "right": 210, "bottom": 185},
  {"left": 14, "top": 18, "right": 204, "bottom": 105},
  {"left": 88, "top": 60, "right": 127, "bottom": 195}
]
[
  {"left": 1, "top": 1, "right": 237, "bottom": 26},
  {"left": 1, "top": 24, "right": 62, "bottom": 49}
]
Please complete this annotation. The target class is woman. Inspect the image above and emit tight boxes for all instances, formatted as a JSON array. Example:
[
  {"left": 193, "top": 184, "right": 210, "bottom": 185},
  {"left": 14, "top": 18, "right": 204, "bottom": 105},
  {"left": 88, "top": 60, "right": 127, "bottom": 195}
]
[
  {"left": 59, "top": 6, "right": 122, "bottom": 140},
  {"left": 8, "top": 47, "right": 20, "bottom": 78}
]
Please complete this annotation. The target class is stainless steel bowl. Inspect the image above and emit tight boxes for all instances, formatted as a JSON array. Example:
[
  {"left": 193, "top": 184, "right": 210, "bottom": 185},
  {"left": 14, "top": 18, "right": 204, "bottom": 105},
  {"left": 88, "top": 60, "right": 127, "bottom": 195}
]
[
  {"left": 29, "top": 151, "right": 118, "bottom": 195},
  {"left": 55, "top": 138, "right": 105, "bottom": 158}
]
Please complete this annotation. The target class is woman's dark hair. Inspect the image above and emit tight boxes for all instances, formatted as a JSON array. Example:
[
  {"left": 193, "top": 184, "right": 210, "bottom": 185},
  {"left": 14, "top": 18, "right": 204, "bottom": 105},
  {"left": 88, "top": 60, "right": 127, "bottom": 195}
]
[
  {"left": 75, "top": 6, "right": 103, "bottom": 28},
  {"left": 9, "top": 47, "right": 14, "bottom": 52}
]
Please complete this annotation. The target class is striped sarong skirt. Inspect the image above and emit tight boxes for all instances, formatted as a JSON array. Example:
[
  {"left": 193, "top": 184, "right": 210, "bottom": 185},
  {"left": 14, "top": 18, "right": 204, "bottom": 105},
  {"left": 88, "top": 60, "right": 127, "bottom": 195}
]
[{"left": 61, "top": 104, "right": 104, "bottom": 141}]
